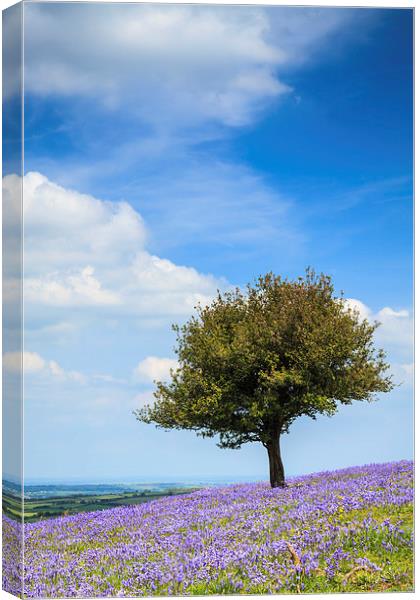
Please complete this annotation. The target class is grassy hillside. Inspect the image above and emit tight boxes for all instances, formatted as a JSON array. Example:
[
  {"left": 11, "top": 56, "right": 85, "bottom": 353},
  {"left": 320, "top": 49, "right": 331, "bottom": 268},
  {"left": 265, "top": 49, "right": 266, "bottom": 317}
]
[{"left": 3, "top": 460, "right": 413, "bottom": 597}]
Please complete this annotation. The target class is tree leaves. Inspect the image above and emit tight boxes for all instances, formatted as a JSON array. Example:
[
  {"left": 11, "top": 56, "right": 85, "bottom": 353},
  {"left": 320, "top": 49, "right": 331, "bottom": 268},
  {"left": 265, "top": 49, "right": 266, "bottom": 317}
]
[{"left": 135, "top": 269, "right": 394, "bottom": 450}]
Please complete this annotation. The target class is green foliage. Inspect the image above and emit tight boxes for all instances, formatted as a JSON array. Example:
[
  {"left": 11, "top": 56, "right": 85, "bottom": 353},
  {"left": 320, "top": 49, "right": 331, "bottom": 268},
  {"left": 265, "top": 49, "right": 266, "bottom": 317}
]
[
  {"left": 2, "top": 489, "right": 198, "bottom": 522},
  {"left": 136, "top": 269, "right": 393, "bottom": 450}
]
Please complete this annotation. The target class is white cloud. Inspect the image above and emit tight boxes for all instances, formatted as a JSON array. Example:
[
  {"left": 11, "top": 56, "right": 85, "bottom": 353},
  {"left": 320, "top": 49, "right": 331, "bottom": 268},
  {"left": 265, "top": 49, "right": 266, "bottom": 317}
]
[
  {"left": 3, "top": 172, "right": 226, "bottom": 317},
  {"left": 25, "top": 352, "right": 46, "bottom": 373},
  {"left": 3, "top": 351, "right": 45, "bottom": 374},
  {"left": 126, "top": 252, "right": 222, "bottom": 315},
  {"left": 375, "top": 307, "right": 413, "bottom": 359},
  {"left": 23, "top": 4, "right": 352, "bottom": 129},
  {"left": 23, "top": 4, "right": 285, "bottom": 127},
  {"left": 46, "top": 360, "right": 63, "bottom": 378},
  {"left": 3, "top": 172, "right": 147, "bottom": 273},
  {"left": 134, "top": 356, "right": 178, "bottom": 383},
  {"left": 3, "top": 351, "right": 86, "bottom": 383},
  {"left": 25, "top": 266, "right": 121, "bottom": 307},
  {"left": 378, "top": 307, "right": 409, "bottom": 319},
  {"left": 344, "top": 298, "right": 372, "bottom": 321},
  {"left": 344, "top": 298, "right": 413, "bottom": 364}
]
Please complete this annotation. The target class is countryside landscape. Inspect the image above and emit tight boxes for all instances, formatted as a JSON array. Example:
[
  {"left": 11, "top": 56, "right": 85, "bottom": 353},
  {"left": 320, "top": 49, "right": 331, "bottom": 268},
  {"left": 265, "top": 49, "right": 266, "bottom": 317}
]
[
  {"left": 2, "top": 272, "right": 415, "bottom": 596},
  {"left": 2, "top": 3, "right": 413, "bottom": 598},
  {"left": 3, "top": 461, "right": 414, "bottom": 596},
  {"left": 2, "top": 480, "right": 200, "bottom": 522}
]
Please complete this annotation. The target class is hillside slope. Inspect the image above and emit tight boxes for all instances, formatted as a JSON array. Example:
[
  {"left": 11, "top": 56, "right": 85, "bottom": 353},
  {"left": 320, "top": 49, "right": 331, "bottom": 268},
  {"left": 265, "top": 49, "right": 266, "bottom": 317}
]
[{"left": 3, "top": 460, "right": 413, "bottom": 597}]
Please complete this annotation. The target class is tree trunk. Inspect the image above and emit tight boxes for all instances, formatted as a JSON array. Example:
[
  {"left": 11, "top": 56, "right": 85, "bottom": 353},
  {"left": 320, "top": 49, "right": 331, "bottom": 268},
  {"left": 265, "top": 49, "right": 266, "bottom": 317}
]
[{"left": 266, "top": 434, "right": 285, "bottom": 488}]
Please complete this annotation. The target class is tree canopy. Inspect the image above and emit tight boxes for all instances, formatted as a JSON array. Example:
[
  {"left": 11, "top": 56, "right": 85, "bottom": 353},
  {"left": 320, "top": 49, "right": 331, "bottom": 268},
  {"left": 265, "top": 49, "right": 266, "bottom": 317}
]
[{"left": 136, "top": 270, "right": 394, "bottom": 487}]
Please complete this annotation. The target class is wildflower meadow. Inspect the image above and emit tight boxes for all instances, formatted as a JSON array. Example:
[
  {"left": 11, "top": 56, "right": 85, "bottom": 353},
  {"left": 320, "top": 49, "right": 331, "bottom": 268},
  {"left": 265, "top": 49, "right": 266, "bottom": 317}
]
[{"left": 3, "top": 460, "right": 413, "bottom": 597}]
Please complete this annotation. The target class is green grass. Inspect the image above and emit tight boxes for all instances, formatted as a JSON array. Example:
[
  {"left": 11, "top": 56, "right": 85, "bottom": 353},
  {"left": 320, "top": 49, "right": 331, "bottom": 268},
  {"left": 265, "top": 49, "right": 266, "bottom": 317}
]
[{"left": 2, "top": 487, "right": 199, "bottom": 522}]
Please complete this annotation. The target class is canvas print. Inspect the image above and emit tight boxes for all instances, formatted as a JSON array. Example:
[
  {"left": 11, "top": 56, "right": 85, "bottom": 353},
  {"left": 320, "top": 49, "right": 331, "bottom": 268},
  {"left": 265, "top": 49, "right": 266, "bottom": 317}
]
[{"left": 2, "top": 1, "right": 414, "bottom": 597}]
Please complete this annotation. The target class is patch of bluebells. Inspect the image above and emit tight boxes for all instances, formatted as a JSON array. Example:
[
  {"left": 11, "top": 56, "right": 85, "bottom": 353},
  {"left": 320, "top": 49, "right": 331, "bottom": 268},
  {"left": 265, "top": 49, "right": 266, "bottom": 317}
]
[{"left": 2, "top": 460, "right": 413, "bottom": 597}]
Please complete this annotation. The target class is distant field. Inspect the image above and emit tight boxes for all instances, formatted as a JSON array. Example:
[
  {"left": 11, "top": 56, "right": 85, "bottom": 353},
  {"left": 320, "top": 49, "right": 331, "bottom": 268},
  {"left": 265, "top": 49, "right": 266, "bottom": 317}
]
[
  {"left": 3, "top": 460, "right": 413, "bottom": 597},
  {"left": 2, "top": 487, "right": 199, "bottom": 522}
]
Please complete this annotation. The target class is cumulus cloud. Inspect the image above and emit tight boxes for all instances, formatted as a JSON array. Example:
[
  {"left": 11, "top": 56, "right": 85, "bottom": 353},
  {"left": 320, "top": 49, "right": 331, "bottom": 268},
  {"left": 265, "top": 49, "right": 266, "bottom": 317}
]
[
  {"left": 134, "top": 356, "right": 178, "bottom": 383},
  {"left": 3, "top": 351, "right": 86, "bottom": 383},
  {"left": 23, "top": 4, "right": 352, "bottom": 128},
  {"left": 344, "top": 298, "right": 413, "bottom": 368},
  {"left": 3, "top": 172, "right": 226, "bottom": 317},
  {"left": 3, "top": 351, "right": 44, "bottom": 374},
  {"left": 2, "top": 172, "right": 147, "bottom": 273},
  {"left": 344, "top": 298, "right": 372, "bottom": 321},
  {"left": 25, "top": 266, "right": 121, "bottom": 307},
  {"left": 374, "top": 307, "right": 413, "bottom": 358}
]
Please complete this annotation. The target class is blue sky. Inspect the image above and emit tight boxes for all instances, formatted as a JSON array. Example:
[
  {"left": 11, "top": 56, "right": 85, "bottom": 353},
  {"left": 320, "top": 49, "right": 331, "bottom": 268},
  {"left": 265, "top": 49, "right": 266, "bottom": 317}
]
[{"left": 3, "top": 3, "right": 413, "bottom": 482}]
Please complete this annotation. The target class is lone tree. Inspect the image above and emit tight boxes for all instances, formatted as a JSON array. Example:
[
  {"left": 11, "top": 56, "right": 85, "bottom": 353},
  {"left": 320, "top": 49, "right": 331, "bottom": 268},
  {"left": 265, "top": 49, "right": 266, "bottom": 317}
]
[{"left": 136, "top": 270, "right": 393, "bottom": 487}]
